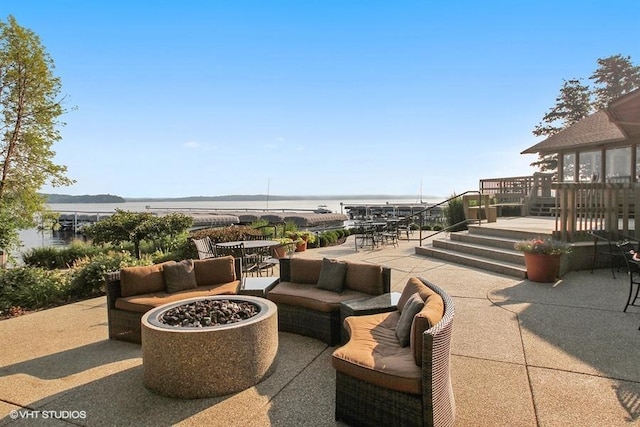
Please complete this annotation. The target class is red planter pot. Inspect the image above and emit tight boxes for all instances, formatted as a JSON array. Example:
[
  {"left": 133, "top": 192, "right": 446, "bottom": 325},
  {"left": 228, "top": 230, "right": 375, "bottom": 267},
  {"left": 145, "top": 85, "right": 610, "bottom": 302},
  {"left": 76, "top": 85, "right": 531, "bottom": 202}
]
[
  {"left": 273, "top": 245, "right": 287, "bottom": 259},
  {"left": 295, "top": 241, "right": 307, "bottom": 252},
  {"left": 524, "top": 253, "right": 561, "bottom": 283}
]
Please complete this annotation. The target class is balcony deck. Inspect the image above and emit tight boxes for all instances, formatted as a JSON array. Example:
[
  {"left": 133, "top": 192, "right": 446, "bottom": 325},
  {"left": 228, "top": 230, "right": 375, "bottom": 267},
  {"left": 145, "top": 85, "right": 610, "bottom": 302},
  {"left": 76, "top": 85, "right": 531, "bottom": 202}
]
[{"left": 1, "top": 235, "right": 638, "bottom": 426}]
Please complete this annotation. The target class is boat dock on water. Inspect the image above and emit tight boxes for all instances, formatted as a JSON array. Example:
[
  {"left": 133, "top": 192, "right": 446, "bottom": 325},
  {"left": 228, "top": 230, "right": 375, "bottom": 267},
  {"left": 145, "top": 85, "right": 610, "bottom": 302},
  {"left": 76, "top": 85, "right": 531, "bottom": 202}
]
[
  {"left": 341, "top": 202, "right": 442, "bottom": 220},
  {"left": 55, "top": 207, "right": 349, "bottom": 232}
]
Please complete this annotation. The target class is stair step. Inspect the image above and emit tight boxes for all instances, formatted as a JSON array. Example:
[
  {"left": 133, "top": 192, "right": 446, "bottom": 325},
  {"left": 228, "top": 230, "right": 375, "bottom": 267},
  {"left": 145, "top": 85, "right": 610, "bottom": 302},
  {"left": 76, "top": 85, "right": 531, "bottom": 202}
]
[
  {"left": 433, "top": 239, "right": 524, "bottom": 264},
  {"left": 467, "top": 225, "right": 553, "bottom": 240},
  {"left": 451, "top": 232, "right": 521, "bottom": 250},
  {"left": 415, "top": 245, "right": 527, "bottom": 279}
]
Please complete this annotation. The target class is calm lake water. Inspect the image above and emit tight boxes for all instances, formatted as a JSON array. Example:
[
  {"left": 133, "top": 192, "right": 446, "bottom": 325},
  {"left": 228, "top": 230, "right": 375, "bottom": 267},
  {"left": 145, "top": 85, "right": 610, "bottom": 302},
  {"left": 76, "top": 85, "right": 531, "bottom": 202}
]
[{"left": 18, "top": 197, "right": 432, "bottom": 255}]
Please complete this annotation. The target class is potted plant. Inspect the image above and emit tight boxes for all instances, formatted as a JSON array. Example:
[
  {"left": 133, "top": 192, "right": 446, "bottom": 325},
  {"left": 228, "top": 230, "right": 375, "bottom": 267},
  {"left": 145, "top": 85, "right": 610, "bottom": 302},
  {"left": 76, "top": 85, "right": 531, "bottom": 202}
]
[
  {"left": 514, "top": 238, "right": 571, "bottom": 283},
  {"left": 273, "top": 237, "right": 296, "bottom": 259},
  {"left": 285, "top": 231, "right": 309, "bottom": 252}
]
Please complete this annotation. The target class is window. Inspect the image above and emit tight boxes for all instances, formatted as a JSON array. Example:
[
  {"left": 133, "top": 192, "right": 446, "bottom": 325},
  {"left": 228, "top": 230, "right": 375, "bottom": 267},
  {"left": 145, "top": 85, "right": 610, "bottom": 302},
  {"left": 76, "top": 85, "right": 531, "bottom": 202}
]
[
  {"left": 562, "top": 153, "right": 575, "bottom": 182},
  {"left": 578, "top": 150, "right": 601, "bottom": 182},
  {"left": 605, "top": 147, "right": 631, "bottom": 183}
]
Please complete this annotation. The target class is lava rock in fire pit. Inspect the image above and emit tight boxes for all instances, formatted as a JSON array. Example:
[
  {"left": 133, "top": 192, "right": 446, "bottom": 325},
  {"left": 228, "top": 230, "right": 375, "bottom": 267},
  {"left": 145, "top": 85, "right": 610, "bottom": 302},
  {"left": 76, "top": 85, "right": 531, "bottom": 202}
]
[{"left": 159, "top": 299, "right": 259, "bottom": 327}]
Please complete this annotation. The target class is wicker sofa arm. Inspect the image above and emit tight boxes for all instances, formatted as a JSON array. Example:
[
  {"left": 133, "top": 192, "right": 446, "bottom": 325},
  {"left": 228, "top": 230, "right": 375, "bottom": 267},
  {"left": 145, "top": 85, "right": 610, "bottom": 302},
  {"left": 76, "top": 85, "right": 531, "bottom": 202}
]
[
  {"left": 419, "top": 277, "right": 456, "bottom": 427},
  {"left": 104, "top": 271, "right": 122, "bottom": 310}
]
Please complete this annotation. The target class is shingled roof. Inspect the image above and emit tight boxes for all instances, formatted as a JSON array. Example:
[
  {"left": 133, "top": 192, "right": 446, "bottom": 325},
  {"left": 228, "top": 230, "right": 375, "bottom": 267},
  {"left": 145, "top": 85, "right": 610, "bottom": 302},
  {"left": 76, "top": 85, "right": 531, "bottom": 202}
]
[
  {"left": 521, "top": 111, "right": 626, "bottom": 154},
  {"left": 521, "top": 88, "right": 640, "bottom": 155}
]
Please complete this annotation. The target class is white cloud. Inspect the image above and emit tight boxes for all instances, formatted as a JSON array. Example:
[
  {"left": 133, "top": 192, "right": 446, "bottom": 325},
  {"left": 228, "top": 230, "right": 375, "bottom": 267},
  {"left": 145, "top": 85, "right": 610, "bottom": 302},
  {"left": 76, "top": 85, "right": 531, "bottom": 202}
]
[{"left": 184, "top": 141, "right": 200, "bottom": 149}]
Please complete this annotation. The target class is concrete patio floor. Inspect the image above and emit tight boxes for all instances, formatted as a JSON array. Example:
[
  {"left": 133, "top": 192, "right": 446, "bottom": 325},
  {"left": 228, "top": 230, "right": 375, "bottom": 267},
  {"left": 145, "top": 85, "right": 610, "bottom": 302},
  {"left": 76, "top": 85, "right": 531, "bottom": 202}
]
[{"left": 1, "top": 233, "right": 639, "bottom": 426}]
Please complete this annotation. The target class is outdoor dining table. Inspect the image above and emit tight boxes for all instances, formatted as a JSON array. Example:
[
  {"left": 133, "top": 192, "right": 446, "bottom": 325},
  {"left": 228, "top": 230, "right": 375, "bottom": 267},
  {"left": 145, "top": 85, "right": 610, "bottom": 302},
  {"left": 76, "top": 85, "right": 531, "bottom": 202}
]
[{"left": 215, "top": 240, "right": 280, "bottom": 250}]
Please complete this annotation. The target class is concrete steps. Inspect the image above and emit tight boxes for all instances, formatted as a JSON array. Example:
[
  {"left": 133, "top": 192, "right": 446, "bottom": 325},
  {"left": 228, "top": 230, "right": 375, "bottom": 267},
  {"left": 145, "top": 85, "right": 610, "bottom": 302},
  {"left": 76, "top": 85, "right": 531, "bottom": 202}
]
[{"left": 415, "top": 224, "right": 554, "bottom": 279}]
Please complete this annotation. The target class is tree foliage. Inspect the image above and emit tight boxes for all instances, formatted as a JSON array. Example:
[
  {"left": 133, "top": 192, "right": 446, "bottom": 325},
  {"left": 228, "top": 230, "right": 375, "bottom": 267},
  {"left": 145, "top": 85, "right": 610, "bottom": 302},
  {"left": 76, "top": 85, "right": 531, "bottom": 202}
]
[
  {"left": 0, "top": 16, "right": 73, "bottom": 251},
  {"left": 590, "top": 54, "right": 640, "bottom": 110},
  {"left": 531, "top": 54, "right": 640, "bottom": 172},
  {"left": 83, "top": 210, "right": 193, "bottom": 259},
  {"left": 533, "top": 79, "right": 592, "bottom": 138}
]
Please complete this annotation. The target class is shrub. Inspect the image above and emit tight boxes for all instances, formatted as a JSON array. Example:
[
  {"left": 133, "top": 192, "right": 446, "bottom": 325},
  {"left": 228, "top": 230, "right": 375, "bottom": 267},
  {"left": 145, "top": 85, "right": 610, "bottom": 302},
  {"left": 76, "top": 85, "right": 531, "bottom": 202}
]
[
  {"left": 443, "top": 194, "right": 467, "bottom": 232},
  {"left": 319, "top": 235, "right": 329, "bottom": 247},
  {"left": 0, "top": 267, "right": 70, "bottom": 312},
  {"left": 68, "top": 251, "right": 152, "bottom": 299},
  {"left": 22, "top": 240, "right": 102, "bottom": 270},
  {"left": 421, "top": 224, "right": 432, "bottom": 230}
]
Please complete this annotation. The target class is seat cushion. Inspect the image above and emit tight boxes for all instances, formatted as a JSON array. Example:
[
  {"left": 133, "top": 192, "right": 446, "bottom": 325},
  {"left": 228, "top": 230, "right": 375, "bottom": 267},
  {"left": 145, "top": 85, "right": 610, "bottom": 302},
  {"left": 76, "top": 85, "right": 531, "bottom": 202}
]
[
  {"left": 267, "top": 281, "right": 368, "bottom": 312},
  {"left": 332, "top": 311, "right": 422, "bottom": 395},
  {"left": 396, "top": 278, "right": 445, "bottom": 365},
  {"left": 316, "top": 258, "right": 348, "bottom": 292},
  {"left": 193, "top": 256, "right": 236, "bottom": 286},
  {"left": 411, "top": 291, "right": 444, "bottom": 366},
  {"left": 398, "top": 277, "right": 438, "bottom": 312},
  {"left": 164, "top": 259, "right": 197, "bottom": 293},
  {"left": 344, "top": 262, "right": 384, "bottom": 295},
  {"left": 289, "top": 258, "right": 323, "bottom": 284},
  {"left": 114, "top": 280, "right": 241, "bottom": 313},
  {"left": 119, "top": 261, "right": 175, "bottom": 297}
]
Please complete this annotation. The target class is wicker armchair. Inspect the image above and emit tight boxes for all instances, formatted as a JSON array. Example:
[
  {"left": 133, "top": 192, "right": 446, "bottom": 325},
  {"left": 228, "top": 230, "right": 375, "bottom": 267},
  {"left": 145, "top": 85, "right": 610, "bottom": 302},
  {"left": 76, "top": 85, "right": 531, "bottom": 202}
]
[{"left": 334, "top": 278, "right": 456, "bottom": 427}]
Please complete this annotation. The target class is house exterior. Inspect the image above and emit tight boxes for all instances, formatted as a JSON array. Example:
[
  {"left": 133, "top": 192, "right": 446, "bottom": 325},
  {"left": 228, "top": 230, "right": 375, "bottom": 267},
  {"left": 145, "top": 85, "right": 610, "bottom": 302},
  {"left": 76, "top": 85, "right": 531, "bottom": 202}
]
[
  {"left": 519, "top": 88, "right": 640, "bottom": 239},
  {"left": 522, "top": 89, "right": 640, "bottom": 184}
]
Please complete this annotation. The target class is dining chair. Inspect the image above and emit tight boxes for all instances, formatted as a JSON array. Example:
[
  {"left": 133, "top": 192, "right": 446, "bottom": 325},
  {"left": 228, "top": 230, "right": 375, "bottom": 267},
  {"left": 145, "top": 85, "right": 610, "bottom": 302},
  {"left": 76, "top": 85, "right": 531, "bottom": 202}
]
[
  {"left": 617, "top": 242, "right": 640, "bottom": 315},
  {"left": 216, "top": 243, "right": 260, "bottom": 276},
  {"left": 192, "top": 237, "right": 217, "bottom": 259}
]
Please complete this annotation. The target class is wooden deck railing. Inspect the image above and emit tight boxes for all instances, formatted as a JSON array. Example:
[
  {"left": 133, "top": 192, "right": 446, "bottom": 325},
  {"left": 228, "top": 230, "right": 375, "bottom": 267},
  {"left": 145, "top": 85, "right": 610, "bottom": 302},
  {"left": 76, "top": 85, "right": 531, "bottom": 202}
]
[{"left": 552, "top": 182, "right": 639, "bottom": 240}]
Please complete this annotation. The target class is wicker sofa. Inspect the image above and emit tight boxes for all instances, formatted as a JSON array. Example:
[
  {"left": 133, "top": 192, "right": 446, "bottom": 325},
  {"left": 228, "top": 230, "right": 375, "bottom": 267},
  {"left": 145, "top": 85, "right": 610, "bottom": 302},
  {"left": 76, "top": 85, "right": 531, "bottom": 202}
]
[
  {"left": 266, "top": 258, "right": 391, "bottom": 345},
  {"left": 105, "top": 256, "right": 242, "bottom": 343},
  {"left": 332, "top": 277, "right": 456, "bottom": 427}
]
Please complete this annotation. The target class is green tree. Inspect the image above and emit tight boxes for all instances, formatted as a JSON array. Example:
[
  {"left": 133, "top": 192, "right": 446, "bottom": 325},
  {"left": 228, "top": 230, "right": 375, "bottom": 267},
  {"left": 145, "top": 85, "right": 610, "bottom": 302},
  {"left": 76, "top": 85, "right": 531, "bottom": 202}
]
[
  {"left": 590, "top": 54, "right": 640, "bottom": 109},
  {"left": 0, "top": 16, "right": 73, "bottom": 252},
  {"left": 84, "top": 210, "right": 193, "bottom": 259},
  {"left": 531, "top": 78, "right": 592, "bottom": 171}
]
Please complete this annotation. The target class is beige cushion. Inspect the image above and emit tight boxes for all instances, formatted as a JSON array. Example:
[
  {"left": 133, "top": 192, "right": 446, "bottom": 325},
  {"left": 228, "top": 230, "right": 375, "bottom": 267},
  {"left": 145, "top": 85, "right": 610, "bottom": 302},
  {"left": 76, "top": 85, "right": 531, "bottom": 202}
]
[
  {"left": 332, "top": 311, "right": 422, "bottom": 395},
  {"left": 267, "top": 281, "right": 368, "bottom": 312},
  {"left": 193, "top": 256, "right": 236, "bottom": 286},
  {"left": 164, "top": 259, "right": 197, "bottom": 293},
  {"left": 119, "top": 261, "right": 175, "bottom": 297},
  {"left": 115, "top": 280, "right": 241, "bottom": 313},
  {"left": 289, "top": 258, "right": 323, "bottom": 284},
  {"left": 316, "top": 258, "right": 347, "bottom": 292},
  {"left": 344, "top": 262, "right": 384, "bottom": 295},
  {"left": 410, "top": 291, "right": 444, "bottom": 366},
  {"left": 397, "top": 277, "right": 433, "bottom": 312},
  {"left": 395, "top": 292, "right": 424, "bottom": 347}
]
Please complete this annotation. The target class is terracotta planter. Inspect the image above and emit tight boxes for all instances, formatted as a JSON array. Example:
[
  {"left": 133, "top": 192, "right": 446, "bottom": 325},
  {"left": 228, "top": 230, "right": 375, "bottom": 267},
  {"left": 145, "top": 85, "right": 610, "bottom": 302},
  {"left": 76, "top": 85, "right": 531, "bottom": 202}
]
[
  {"left": 273, "top": 245, "right": 287, "bottom": 259},
  {"left": 295, "top": 240, "right": 307, "bottom": 252},
  {"left": 524, "top": 253, "right": 561, "bottom": 283}
]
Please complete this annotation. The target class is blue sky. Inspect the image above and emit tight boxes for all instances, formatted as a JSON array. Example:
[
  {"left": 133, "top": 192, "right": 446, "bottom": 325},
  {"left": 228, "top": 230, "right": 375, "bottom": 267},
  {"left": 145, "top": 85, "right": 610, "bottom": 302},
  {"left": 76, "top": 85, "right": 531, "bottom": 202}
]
[{"left": 3, "top": 1, "right": 640, "bottom": 198}]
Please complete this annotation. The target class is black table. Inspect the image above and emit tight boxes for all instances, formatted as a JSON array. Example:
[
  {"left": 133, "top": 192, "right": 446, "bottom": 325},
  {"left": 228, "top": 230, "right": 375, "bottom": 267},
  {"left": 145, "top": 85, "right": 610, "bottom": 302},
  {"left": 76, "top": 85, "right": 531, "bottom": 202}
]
[
  {"left": 239, "top": 276, "right": 279, "bottom": 298},
  {"left": 340, "top": 292, "right": 401, "bottom": 344}
]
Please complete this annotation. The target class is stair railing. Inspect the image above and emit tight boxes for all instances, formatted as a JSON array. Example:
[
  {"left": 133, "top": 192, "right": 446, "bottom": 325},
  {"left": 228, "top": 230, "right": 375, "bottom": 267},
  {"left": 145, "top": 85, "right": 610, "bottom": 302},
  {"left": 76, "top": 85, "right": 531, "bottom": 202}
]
[{"left": 400, "top": 191, "right": 482, "bottom": 246}]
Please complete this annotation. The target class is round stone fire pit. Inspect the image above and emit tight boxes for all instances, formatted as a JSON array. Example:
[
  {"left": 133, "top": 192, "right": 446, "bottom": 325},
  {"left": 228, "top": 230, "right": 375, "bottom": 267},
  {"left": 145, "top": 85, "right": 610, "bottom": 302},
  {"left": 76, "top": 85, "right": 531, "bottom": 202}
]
[{"left": 141, "top": 295, "right": 278, "bottom": 399}]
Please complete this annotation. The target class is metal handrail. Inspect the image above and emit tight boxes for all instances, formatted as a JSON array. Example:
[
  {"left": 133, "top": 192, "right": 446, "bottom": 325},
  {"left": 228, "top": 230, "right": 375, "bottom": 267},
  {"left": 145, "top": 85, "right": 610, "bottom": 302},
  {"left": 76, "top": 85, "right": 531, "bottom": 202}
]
[{"left": 400, "top": 190, "right": 482, "bottom": 246}]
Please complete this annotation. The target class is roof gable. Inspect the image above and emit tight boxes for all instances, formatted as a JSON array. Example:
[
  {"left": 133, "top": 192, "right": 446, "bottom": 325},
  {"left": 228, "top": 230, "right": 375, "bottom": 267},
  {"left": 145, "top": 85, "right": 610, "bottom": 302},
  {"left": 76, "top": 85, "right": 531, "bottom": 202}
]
[{"left": 522, "top": 111, "right": 626, "bottom": 154}]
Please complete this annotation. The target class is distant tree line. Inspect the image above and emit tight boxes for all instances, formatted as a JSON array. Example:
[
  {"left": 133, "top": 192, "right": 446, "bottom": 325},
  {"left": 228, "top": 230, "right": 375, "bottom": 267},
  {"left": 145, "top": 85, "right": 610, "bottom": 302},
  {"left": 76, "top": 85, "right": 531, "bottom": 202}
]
[{"left": 44, "top": 193, "right": 125, "bottom": 203}]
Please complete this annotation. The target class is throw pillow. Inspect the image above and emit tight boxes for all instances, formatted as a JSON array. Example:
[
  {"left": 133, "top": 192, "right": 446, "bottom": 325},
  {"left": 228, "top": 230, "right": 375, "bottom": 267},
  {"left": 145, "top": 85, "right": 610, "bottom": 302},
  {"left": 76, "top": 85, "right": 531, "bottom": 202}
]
[
  {"left": 120, "top": 262, "right": 174, "bottom": 297},
  {"left": 316, "top": 258, "right": 348, "bottom": 292},
  {"left": 164, "top": 259, "right": 198, "bottom": 293},
  {"left": 395, "top": 292, "right": 424, "bottom": 347}
]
